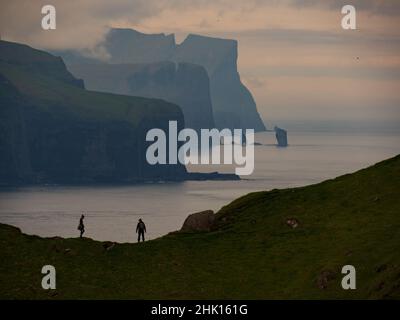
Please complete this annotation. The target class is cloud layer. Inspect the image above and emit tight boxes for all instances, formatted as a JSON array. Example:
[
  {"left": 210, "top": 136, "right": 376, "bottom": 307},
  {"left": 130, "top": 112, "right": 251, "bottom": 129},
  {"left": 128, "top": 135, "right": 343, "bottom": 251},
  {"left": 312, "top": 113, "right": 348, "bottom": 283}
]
[{"left": 1, "top": 0, "right": 399, "bottom": 123}]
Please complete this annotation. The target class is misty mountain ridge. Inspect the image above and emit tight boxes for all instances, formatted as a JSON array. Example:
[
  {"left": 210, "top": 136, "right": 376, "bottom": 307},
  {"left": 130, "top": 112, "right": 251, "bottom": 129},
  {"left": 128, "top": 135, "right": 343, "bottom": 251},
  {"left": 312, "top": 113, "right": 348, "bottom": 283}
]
[
  {"left": 55, "top": 28, "right": 266, "bottom": 132},
  {"left": 67, "top": 60, "right": 216, "bottom": 132}
]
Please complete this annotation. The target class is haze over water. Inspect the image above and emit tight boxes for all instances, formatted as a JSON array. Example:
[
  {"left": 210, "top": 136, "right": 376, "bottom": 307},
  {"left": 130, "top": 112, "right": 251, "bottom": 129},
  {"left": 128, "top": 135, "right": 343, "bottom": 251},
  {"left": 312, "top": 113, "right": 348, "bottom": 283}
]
[{"left": 0, "top": 128, "right": 399, "bottom": 242}]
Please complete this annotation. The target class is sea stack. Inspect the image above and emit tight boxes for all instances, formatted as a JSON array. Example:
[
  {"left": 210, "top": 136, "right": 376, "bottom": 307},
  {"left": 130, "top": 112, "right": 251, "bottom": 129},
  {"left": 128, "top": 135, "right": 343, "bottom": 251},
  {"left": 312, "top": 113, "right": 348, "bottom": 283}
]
[{"left": 274, "top": 126, "right": 288, "bottom": 147}]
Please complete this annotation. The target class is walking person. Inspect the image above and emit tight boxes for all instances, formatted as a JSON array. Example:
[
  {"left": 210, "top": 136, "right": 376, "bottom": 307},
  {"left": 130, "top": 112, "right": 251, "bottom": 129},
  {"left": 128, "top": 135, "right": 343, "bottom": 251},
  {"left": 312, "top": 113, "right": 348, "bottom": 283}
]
[
  {"left": 78, "top": 214, "right": 85, "bottom": 238},
  {"left": 136, "top": 218, "right": 146, "bottom": 242}
]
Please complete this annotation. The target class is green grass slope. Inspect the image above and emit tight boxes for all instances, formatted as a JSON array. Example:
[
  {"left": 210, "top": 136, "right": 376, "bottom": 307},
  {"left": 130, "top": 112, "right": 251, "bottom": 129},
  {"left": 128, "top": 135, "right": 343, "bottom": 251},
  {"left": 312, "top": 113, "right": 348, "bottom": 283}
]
[
  {"left": 1, "top": 155, "right": 399, "bottom": 299},
  {"left": 0, "top": 40, "right": 183, "bottom": 128}
]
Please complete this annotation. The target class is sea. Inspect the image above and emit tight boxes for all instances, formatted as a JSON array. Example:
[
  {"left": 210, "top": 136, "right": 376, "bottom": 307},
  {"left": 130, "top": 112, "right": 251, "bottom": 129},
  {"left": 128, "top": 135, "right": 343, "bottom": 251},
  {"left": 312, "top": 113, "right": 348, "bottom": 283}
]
[{"left": 1, "top": 124, "right": 399, "bottom": 242}]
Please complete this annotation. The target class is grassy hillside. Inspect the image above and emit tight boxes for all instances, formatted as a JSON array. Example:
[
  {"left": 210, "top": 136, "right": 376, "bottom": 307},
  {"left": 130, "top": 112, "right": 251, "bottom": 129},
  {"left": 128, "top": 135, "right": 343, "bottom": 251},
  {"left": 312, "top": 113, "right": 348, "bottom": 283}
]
[
  {"left": 1, "top": 155, "right": 399, "bottom": 299},
  {"left": 0, "top": 41, "right": 183, "bottom": 127}
]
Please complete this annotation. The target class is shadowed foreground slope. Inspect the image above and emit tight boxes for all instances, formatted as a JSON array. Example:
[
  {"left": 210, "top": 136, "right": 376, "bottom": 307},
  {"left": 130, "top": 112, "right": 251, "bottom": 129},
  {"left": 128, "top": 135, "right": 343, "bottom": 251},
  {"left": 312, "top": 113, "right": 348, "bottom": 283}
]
[{"left": 0, "top": 155, "right": 399, "bottom": 299}]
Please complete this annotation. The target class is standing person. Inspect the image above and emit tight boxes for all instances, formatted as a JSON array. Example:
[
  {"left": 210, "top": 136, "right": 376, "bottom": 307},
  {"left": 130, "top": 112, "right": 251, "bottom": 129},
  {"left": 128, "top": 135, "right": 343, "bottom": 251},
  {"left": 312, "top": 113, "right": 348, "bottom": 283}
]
[
  {"left": 136, "top": 218, "right": 146, "bottom": 242},
  {"left": 78, "top": 214, "right": 85, "bottom": 238}
]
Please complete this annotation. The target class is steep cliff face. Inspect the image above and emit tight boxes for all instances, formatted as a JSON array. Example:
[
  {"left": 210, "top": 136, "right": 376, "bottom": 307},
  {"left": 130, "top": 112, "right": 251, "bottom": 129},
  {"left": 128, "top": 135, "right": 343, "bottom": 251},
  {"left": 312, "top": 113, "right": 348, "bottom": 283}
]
[
  {"left": 0, "top": 74, "right": 32, "bottom": 184},
  {"left": 55, "top": 28, "right": 266, "bottom": 131},
  {"left": 0, "top": 40, "right": 187, "bottom": 185},
  {"left": 67, "top": 61, "right": 215, "bottom": 131},
  {"left": 175, "top": 34, "right": 266, "bottom": 131},
  {"left": 18, "top": 107, "right": 187, "bottom": 183}
]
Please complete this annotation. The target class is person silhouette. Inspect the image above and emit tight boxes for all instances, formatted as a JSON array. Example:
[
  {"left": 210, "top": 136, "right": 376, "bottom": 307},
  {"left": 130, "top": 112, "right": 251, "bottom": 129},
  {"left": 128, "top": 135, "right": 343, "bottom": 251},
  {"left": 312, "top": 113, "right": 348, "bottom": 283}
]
[
  {"left": 78, "top": 214, "right": 85, "bottom": 238},
  {"left": 136, "top": 218, "right": 146, "bottom": 242}
]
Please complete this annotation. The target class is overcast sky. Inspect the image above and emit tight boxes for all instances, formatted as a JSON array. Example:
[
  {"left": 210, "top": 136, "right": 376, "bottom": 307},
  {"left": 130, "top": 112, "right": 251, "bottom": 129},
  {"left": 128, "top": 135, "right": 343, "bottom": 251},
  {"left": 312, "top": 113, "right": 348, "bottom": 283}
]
[{"left": 1, "top": 0, "right": 399, "bottom": 125}]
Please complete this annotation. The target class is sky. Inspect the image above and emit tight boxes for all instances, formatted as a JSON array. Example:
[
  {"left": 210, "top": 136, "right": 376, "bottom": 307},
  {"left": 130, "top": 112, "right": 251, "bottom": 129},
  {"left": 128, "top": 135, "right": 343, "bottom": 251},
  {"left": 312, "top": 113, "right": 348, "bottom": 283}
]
[{"left": 1, "top": 0, "right": 400, "bottom": 126}]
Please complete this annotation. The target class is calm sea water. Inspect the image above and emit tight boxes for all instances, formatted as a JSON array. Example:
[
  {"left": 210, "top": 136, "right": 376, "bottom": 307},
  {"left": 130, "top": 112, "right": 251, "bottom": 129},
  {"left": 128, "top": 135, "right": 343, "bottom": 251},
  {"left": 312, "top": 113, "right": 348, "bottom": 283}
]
[{"left": 0, "top": 130, "right": 399, "bottom": 242}]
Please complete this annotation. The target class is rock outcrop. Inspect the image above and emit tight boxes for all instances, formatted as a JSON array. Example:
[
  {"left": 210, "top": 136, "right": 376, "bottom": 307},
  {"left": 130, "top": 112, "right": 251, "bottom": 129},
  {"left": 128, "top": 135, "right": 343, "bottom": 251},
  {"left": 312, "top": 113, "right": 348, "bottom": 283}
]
[
  {"left": 180, "top": 210, "right": 215, "bottom": 232},
  {"left": 274, "top": 126, "right": 288, "bottom": 147}
]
